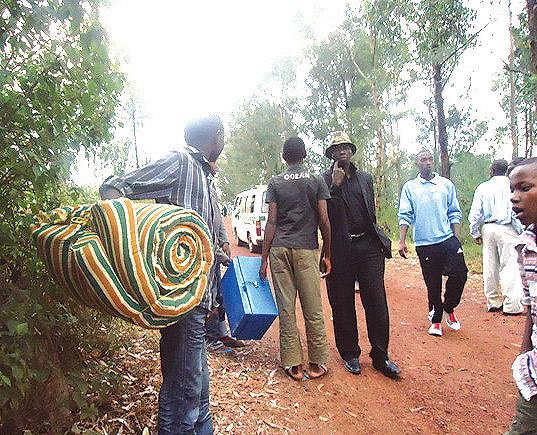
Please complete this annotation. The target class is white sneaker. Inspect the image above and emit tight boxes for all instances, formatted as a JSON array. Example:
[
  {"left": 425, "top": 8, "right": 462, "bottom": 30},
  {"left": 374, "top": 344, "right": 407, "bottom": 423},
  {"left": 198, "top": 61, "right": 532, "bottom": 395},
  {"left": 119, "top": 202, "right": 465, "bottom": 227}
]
[
  {"left": 428, "top": 323, "right": 443, "bottom": 336},
  {"left": 428, "top": 308, "right": 435, "bottom": 322},
  {"left": 445, "top": 311, "right": 461, "bottom": 331}
]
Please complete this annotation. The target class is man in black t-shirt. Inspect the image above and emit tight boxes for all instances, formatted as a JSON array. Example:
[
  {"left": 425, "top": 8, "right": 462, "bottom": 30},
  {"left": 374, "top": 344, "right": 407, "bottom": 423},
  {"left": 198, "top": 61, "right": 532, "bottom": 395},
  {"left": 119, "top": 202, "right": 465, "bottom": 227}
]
[{"left": 259, "top": 137, "right": 332, "bottom": 381}]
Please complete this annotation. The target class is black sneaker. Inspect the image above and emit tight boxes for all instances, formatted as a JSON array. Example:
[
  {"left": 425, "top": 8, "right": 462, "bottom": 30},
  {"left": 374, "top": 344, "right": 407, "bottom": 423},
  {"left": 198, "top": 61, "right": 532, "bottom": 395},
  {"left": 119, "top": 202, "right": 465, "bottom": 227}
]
[{"left": 343, "top": 358, "right": 361, "bottom": 375}]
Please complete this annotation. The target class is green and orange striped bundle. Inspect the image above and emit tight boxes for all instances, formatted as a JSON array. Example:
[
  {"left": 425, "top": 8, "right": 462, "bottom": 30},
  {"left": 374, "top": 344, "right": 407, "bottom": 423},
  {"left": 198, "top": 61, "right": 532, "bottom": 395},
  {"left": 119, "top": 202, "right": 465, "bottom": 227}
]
[{"left": 31, "top": 198, "right": 214, "bottom": 329}]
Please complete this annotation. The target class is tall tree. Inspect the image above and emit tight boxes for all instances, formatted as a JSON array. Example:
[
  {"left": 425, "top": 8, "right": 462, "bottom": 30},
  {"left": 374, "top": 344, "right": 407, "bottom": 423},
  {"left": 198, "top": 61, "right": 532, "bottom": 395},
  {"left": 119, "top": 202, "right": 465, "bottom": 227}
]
[
  {"left": 509, "top": 0, "right": 519, "bottom": 158},
  {"left": 0, "top": 0, "right": 123, "bottom": 429},
  {"left": 219, "top": 96, "right": 296, "bottom": 203},
  {"left": 495, "top": 8, "right": 536, "bottom": 158},
  {"left": 527, "top": 0, "right": 537, "bottom": 108},
  {"left": 407, "top": 0, "right": 478, "bottom": 178},
  {"left": 349, "top": 0, "right": 411, "bottom": 207}
]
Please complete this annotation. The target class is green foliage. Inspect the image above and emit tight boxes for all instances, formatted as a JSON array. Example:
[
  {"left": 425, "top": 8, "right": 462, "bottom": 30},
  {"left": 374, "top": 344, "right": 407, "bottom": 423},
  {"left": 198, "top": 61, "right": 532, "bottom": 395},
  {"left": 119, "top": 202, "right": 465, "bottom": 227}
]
[
  {"left": 0, "top": 0, "right": 124, "bottom": 431},
  {"left": 450, "top": 151, "right": 491, "bottom": 219},
  {"left": 445, "top": 104, "right": 488, "bottom": 155},
  {"left": 219, "top": 97, "right": 296, "bottom": 203},
  {"left": 493, "top": 9, "right": 535, "bottom": 158},
  {"left": 407, "top": 0, "right": 477, "bottom": 76},
  {"left": 301, "top": 20, "right": 374, "bottom": 163}
]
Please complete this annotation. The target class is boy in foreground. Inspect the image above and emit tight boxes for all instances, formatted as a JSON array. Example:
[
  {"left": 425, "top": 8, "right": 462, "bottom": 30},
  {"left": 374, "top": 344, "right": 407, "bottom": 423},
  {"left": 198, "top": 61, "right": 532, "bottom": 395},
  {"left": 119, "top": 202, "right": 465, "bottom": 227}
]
[{"left": 506, "top": 157, "right": 537, "bottom": 433}]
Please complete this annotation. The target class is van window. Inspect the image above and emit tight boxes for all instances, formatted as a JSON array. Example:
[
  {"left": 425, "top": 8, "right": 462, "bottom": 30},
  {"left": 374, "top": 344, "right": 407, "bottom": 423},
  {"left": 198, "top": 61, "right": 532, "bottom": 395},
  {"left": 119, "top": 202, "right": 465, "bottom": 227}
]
[
  {"left": 261, "top": 191, "right": 268, "bottom": 213},
  {"left": 235, "top": 196, "right": 244, "bottom": 214},
  {"left": 249, "top": 195, "right": 256, "bottom": 213}
]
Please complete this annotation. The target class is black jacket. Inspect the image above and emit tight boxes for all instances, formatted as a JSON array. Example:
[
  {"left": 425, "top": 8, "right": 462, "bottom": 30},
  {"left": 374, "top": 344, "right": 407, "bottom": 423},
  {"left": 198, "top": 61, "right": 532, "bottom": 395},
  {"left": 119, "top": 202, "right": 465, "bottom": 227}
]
[{"left": 321, "top": 163, "right": 392, "bottom": 270}]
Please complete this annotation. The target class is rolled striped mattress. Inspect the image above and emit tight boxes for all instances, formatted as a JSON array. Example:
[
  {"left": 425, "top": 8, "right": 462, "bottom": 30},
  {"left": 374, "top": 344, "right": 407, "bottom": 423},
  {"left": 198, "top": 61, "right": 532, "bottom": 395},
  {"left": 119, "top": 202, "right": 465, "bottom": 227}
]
[{"left": 31, "top": 198, "right": 214, "bottom": 329}]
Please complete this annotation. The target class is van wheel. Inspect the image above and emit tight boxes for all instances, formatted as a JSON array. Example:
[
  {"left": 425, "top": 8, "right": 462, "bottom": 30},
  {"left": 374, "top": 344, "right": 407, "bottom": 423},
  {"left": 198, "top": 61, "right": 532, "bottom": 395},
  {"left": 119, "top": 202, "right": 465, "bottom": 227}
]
[
  {"left": 234, "top": 229, "right": 243, "bottom": 247},
  {"left": 247, "top": 234, "right": 257, "bottom": 253}
]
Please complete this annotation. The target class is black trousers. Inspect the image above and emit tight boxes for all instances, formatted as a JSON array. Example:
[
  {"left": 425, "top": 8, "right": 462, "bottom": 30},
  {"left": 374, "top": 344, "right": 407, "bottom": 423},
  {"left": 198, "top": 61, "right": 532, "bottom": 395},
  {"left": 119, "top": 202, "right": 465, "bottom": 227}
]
[
  {"left": 415, "top": 236, "right": 468, "bottom": 323},
  {"left": 326, "top": 235, "right": 389, "bottom": 363}
]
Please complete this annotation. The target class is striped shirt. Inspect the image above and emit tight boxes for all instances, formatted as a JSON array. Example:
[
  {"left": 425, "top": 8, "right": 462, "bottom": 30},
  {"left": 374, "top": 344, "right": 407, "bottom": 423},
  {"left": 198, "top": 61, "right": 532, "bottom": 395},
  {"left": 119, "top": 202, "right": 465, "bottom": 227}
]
[
  {"left": 512, "top": 224, "right": 537, "bottom": 400},
  {"left": 100, "top": 146, "right": 216, "bottom": 310}
]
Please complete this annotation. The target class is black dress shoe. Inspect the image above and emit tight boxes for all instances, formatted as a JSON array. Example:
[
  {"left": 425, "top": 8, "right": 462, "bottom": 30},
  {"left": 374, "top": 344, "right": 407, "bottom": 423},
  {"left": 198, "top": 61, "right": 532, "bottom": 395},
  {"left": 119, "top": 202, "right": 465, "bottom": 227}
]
[
  {"left": 373, "top": 359, "right": 401, "bottom": 379},
  {"left": 344, "top": 358, "right": 361, "bottom": 375},
  {"left": 487, "top": 306, "right": 502, "bottom": 313}
]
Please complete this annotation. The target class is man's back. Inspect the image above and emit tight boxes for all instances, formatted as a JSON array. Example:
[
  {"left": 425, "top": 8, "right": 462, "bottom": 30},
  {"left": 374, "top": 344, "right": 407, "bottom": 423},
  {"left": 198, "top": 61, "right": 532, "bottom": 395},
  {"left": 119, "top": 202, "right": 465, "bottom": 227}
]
[
  {"left": 266, "top": 164, "right": 330, "bottom": 250},
  {"left": 469, "top": 175, "right": 515, "bottom": 238}
]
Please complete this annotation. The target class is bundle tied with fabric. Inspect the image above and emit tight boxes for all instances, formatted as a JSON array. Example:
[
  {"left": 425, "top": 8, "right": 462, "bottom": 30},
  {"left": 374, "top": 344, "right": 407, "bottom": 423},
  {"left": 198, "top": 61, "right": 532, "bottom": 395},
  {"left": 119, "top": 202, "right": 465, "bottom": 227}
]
[{"left": 31, "top": 198, "right": 214, "bottom": 329}]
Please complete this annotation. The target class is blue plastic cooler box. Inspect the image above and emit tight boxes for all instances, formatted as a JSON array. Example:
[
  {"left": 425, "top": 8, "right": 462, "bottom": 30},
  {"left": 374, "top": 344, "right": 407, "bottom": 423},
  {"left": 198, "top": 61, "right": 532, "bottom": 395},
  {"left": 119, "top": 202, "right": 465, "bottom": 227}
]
[{"left": 220, "top": 256, "right": 278, "bottom": 340}]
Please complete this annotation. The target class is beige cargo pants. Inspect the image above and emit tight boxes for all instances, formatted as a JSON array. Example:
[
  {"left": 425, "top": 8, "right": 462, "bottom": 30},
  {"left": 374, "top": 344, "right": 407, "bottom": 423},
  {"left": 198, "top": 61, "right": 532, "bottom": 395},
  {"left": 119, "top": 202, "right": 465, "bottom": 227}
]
[{"left": 269, "top": 247, "right": 329, "bottom": 368}]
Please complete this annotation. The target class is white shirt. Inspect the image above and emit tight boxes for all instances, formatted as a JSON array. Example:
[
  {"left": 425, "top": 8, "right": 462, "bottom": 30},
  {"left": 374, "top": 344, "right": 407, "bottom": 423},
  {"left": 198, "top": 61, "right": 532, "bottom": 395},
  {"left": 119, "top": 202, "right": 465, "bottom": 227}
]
[{"left": 468, "top": 175, "right": 522, "bottom": 238}]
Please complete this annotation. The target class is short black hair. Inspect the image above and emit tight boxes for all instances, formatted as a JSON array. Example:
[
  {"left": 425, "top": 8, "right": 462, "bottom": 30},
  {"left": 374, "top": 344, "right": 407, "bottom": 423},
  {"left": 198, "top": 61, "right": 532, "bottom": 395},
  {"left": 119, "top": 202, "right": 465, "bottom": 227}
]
[
  {"left": 513, "top": 156, "right": 537, "bottom": 169},
  {"left": 282, "top": 137, "right": 306, "bottom": 164},
  {"left": 507, "top": 156, "right": 527, "bottom": 175},
  {"left": 490, "top": 159, "right": 508, "bottom": 176},
  {"left": 184, "top": 115, "right": 223, "bottom": 148},
  {"left": 415, "top": 148, "right": 433, "bottom": 160}
]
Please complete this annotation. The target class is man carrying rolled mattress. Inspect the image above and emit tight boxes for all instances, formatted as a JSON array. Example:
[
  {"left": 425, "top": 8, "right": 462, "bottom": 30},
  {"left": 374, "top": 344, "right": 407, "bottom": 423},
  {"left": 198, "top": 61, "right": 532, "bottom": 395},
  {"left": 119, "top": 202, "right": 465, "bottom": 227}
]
[{"left": 100, "top": 114, "right": 225, "bottom": 435}]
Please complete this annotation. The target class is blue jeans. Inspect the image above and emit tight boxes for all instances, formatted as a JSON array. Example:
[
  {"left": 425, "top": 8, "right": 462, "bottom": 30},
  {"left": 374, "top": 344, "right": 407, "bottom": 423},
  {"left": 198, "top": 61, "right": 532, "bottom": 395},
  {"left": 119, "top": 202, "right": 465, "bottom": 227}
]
[
  {"left": 206, "top": 270, "right": 230, "bottom": 342},
  {"left": 158, "top": 306, "right": 213, "bottom": 435}
]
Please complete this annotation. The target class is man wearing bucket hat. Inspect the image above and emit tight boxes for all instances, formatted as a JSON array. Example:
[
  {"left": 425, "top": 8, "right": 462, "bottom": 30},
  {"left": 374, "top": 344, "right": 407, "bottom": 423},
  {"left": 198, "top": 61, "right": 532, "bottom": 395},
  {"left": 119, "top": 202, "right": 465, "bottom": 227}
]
[{"left": 320, "top": 131, "right": 400, "bottom": 379}]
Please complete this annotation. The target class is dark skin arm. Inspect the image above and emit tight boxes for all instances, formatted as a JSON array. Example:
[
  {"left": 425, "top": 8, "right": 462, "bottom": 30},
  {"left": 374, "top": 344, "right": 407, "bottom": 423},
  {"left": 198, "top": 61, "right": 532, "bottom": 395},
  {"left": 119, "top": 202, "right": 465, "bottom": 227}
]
[
  {"left": 318, "top": 199, "right": 331, "bottom": 278},
  {"left": 259, "top": 202, "right": 278, "bottom": 280},
  {"left": 451, "top": 223, "right": 461, "bottom": 240},
  {"left": 99, "top": 186, "right": 123, "bottom": 200},
  {"left": 521, "top": 309, "right": 533, "bottom": 353},
  {"left": 398, "top": 224, "right": 409, "bottom": 258}
]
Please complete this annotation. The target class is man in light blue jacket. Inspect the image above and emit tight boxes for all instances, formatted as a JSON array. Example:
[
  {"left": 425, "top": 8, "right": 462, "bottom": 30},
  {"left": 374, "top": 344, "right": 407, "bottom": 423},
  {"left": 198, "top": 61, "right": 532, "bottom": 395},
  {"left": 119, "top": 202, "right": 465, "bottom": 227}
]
[{"left": 398, "top": 149, "right": 468, "bottom": 337}]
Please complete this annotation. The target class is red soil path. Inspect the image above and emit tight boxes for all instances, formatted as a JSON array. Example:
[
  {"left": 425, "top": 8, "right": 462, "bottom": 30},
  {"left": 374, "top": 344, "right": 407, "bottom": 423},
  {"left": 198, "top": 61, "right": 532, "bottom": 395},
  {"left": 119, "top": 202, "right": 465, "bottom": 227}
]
[{"left": 215, "top": 217, "right": 523, "bottom": 434}]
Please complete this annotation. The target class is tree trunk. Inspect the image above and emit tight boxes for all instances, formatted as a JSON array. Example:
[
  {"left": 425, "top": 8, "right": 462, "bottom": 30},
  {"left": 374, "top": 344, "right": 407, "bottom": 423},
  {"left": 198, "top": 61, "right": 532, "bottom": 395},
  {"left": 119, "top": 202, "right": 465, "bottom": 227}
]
[
  {"left": 527, "top": 0, "right": 537, "bottom": 116},
  {"left": 525, "top": 106, "right": 529, "bottom": 156},
  {"left": 372, "top": 82, "right": 386, "bottom": 210},
  {"left": 509, "top": 0, "right": 518, "bottom": 158},
  {"left": 529, "top": 108, "right": 534, "bottom": 157},
  {"left": 432, "top": 63, "right": 450, "bottom": 178}
]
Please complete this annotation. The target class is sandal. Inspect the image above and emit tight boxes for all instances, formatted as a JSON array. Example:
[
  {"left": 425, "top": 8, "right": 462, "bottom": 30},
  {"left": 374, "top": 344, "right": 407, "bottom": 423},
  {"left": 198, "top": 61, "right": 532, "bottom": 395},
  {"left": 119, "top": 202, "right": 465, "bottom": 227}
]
[
  {"left": 283, "top": 365, "right": 305, "bottom": 381},
  {"left": 305, "top": 364, "right": 328, "bottom": 379},
  {"left": 219, "top": 336, "right": 246, "bottom": 348}
]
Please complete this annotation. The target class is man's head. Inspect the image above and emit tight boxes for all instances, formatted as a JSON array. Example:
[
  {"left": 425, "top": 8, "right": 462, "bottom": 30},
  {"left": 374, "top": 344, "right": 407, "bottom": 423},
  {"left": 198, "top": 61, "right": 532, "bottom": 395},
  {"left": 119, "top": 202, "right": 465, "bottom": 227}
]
[
  {"left": 416, "top": 149, "right": 434, "bottom": 177},
  {"left": 184, "top": 114, "right": 225, "bottom": 162},
  {"left": 510, "top": 157, "right": 537, "bottom": 226},
  {"left": 490, "top": 159, "right": 508, "bottom": 177},
  {"left": 282, "top": 137, "right": 306, "bottom": 164},
  {"left": 325, "top": 131, "right": 356, "bottom": 165},
  {"left": 507, "top": 157, "right": 525, "bottom": 176}
]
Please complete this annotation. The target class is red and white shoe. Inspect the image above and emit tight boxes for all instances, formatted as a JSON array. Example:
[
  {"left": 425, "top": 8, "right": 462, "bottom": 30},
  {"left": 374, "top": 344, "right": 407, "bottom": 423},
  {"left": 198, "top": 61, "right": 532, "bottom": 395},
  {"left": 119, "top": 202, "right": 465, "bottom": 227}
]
[
  {"left": 428, "top": 323, "right": 443, "bottom": 336},
  {"left": 445, "top": 311, "right": 461, "bottom": 331}
]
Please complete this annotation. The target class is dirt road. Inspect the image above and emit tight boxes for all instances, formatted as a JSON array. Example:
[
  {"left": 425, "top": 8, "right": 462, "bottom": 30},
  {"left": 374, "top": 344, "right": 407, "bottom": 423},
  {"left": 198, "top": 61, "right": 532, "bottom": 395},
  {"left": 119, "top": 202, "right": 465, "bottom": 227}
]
[{"left": 210, "top": 218, "right": 523, "bottom": 434}]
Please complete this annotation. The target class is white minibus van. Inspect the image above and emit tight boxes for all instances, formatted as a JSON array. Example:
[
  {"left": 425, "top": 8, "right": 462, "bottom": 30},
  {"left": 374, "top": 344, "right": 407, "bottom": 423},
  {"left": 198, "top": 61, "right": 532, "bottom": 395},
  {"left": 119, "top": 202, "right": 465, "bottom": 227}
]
[{"left": 231, "top": 185, "right": 268, "bottom": 253}]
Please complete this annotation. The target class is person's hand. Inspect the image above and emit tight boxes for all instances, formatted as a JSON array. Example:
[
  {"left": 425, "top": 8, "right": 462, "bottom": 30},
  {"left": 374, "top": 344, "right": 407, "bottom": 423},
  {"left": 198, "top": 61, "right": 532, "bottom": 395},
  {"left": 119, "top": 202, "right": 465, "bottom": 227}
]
[
  {"left": 259, "top": 258, "right": 268, "bottom": 280},
  {"left": 99, "top": 186, "right": 123, "bottom": 200},
  {"left": 320, "top": 257, "right": 332, "bottom": 278},
  {"left": 398, "top": 240, "right": 408, "bottom": 258},
  {"left": 332, "top": 160, "right": 345, "bottom": 187},
  {"left": 222, "top": 242, "right": 231, "bottom": 258},
  {"left": 474, "top": 237, "right": 482, "bottom": 245}
]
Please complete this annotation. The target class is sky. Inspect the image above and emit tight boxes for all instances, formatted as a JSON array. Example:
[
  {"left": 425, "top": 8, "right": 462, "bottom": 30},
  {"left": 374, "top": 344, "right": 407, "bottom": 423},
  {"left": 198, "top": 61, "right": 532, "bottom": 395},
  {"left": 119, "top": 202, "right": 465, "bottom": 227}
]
[{"left": 73, "top": 0, "right": 525, "bottom": 186}]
